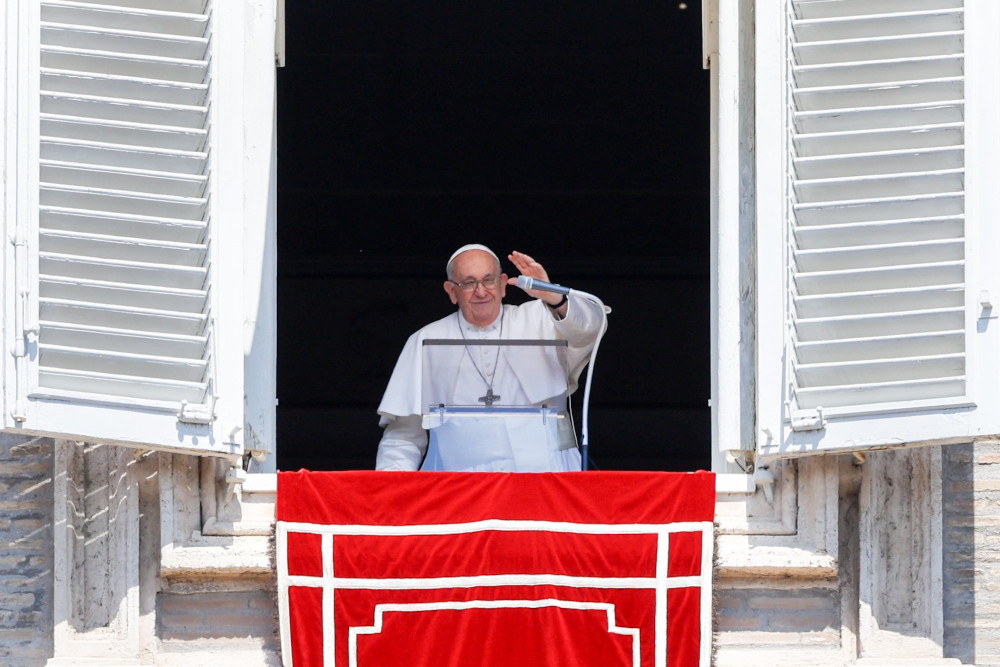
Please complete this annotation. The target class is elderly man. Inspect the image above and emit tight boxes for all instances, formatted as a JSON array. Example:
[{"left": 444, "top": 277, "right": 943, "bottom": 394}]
[{"left": 375, "top": 244, "right": 606, "bottom": 471}]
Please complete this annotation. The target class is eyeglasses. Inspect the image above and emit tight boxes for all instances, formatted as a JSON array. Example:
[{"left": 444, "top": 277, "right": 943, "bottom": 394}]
[{"left": 449, "top": 275, "right": 503, "bottom": 292}]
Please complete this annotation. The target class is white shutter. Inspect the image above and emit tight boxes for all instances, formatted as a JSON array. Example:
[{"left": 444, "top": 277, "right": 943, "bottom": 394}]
[
  {"left": 2, "top": 0, "right": 276, "bottom": 457},
  {"left": 756, "top": 0, "right": 1000, "bottom": 457}
]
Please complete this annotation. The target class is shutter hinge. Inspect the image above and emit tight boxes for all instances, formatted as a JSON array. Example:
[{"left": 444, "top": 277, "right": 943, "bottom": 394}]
[
  {"left": 786, "top": 403, "right": 826, "bottom": 432},
  {"left": 178, "top": 395, "right": 217, "bottom": 425},
  {"left": 12, "top": 289, "right": 38, "bottom": 358},
  {"left": 11, "top": 290, "right": 36, "bottom": 422},
  {"left": 9, "top": 233, "right": 33, "bottom": 423}
]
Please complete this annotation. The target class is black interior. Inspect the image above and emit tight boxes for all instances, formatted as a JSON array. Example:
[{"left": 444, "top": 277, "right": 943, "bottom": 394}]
[{"left": 275, "top": 1, "right": 711, "bottom": 472}]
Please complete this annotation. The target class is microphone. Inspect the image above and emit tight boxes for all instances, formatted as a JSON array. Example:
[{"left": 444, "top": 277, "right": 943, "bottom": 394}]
[
  {"left": 516, "top": 275, "right": 571, "bottom": 295},
  {"left": 517, "top": 275, "right": 611, "bottom": 472}
]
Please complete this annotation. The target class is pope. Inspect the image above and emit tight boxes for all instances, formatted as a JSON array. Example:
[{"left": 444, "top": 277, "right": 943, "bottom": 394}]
[{"left": 375, "top": 244, "right": 607, "bottom": 471}]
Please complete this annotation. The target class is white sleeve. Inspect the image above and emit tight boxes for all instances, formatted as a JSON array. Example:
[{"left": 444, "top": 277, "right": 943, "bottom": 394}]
[
  {"left": 553, "top": 295, "right": 606, "bottom": 347},
  {"left": 375, "top": 414, "right": 428, "bottom": 470}
]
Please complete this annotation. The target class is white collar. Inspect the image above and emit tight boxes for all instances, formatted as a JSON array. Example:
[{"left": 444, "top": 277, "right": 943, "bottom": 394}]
[{"left": 457, "top": 308, "right": 503, "bottom": 332}]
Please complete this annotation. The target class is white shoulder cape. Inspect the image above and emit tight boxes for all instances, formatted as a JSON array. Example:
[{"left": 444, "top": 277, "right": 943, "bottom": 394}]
[{"left": 377, "top": 298, "right": 604, "bottom": 428}]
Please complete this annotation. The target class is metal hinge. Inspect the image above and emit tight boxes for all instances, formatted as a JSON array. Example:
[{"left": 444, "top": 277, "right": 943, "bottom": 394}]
[
  {"left": 12, "top": 289, "right": 38, "bottom": 358},
  {"left": 9, "top": 234, "right": 33, "bottom": 423},
  {"left": 786, "top": 403, "right": 826, "bottom": 432},
  {"left": 179, "top": 341, "right": 217, "bottom": 425},
  {"left": 178, "top": 395, "right": 217, "bottom": 425}
]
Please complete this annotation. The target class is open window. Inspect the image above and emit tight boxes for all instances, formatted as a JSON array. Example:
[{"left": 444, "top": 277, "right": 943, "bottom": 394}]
[{"left": 2, "top": 0, "right": 276, "bottom": 459}]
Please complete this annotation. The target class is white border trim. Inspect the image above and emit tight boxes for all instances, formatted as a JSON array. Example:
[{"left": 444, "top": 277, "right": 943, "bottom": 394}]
[
  {"left": 277, "top": 519, "right": 714, "bottom": 667},
  {"left": 279, "top": 519, "right": 709, "bottom": 536},
  {"left": 348, "top": 599, "right": 641, "bottom": 667}
]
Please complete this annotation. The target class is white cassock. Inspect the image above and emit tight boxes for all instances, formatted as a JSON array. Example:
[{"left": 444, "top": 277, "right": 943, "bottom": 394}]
[{"left": 376, "top": 297, "right": 605, "bottom": 471}]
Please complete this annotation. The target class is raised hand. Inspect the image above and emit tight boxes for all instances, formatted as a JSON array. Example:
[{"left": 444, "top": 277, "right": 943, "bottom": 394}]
[{"left": 507, "top": 251, "right": 564, "bottom": 307}]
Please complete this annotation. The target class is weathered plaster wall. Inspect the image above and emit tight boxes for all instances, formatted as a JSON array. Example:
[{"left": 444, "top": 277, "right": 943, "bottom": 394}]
[{"left": 0, "top": 435, "right": 54, "bottom": 667}]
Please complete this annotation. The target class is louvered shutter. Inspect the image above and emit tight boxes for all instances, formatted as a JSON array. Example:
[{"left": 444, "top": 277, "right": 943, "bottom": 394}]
[
  {"left": 756, "top": 0, "right": 1000, "bottom": 457},
  {"left": 3, "top": 0, "right": 275, "bottom": 456}
]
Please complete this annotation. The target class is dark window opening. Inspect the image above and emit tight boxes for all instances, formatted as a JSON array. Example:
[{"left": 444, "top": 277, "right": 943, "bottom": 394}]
[{"left": 276, "top": 1, "right": 710, "bottom": 472}]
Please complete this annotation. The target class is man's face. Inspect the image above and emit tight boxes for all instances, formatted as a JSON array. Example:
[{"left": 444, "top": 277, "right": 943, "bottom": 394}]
[{"left": 443, "top": 249, "right": 507, "bottom": 327}]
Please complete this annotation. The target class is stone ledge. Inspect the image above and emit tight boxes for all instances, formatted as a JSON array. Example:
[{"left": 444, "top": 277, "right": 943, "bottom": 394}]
[
  {"left": 853, "top": 661, "right": 962, "bottom": 666},
  {"left": 242, "top": 473, "right": 276, "bottom": 493},
  {"left": 716, "top": 643, "right": 963, "bottom": 667},
  {"left": 716, "top": 538, "right": 838, "bottom": 579},
  {"left": 716, "top": 472, "right": 754, "bottom": 494},
  {"left": 715, "top": 647, "right": 848, "bottom": 667},
  {"left": 155, "top": 648, "right": 281, "bottom": 667},
  {"left": 45, "top": 659, "right": 143, "bottom": 666},
  {"left": 202, "top": 517, "right": 274, "bottom": 537},
  {"left": 160, "top": 536, "right": 272, "bottom": 579}
]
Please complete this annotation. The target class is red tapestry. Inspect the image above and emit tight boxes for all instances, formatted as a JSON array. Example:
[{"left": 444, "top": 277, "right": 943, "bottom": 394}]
[{"left": 277, "top": 471, "right": 715, "bottom": 667}]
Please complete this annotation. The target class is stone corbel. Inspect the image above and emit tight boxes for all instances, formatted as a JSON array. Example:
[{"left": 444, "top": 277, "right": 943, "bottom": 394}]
[
  {"left": 158, "top": 454, "right": 274, "bottom": 582},
  {"left": 715, "top": 456, "right": 839, "bottom": 579},
  {"left": 200, "top": 456, "right": 275, "bottom": 537}
]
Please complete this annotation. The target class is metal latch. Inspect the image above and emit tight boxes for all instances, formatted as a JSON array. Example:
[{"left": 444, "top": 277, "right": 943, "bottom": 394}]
[
  {"left": 787, "top": 404, "right": 826, "bottom": 432},
  {"left": 178, "top": 395, "right": 217, "bottom": 425},
  {"left": 13, "top": 289, "right": 38, "bottom": 358},
  {"left": 980, "top": 290, "right": 997, "bottom": 320}
]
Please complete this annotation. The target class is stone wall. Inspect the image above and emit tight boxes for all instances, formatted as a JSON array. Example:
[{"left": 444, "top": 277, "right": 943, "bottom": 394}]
[
  {"left": 2, "top": 437, "right": 998, "bottom": 665},
  {"left": 0, "top": 435, "right": 54, "bottom": 667},
  {"left": 943, "top": 440, "right": 1000, "bottom": 665},
  {"left": 715, "top": 584, "right": 841, "bottom": 647},
  {"left": 715, "top": 447, "right": 965, "bottom": 666},
  {"left": 157, "top": 589, "right": 278, "bottom": 651}
]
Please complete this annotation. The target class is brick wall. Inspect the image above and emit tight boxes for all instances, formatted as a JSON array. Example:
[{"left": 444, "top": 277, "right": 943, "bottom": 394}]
[
  {"left": 715, "top": 584, "right": 841, "bottom": 650},
  {"left": 0, "top": 435, "right": 54, "bottom": 667},
  {"left": 943, "top": 440, "right": 1000, "bottom": 666},
  {"left": 158, "top": 588, "right": 278, "bottom": 652}
]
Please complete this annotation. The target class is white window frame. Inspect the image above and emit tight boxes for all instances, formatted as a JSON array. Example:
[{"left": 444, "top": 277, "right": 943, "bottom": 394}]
[{"left": 708, "top": 0, "right": 759, "bottom": 474}]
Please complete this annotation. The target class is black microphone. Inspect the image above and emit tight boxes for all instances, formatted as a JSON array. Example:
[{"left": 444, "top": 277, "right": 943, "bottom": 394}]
[{"left": 516, "top": 275, "right": 571, "bottom": 295}]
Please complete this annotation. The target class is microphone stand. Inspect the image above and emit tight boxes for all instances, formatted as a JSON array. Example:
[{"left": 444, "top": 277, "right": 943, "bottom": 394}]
[
  {"left": 567, "top": 289, "right": 610, "bottom": 471},
  {"left": 515, "top": 276, "right": 610, "bottom": 471}
]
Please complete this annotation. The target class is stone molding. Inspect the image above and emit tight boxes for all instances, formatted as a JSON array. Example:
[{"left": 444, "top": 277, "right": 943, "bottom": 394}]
[
  {"left": 50, "top": 441, "right": 141, "bottom": 663},
  {"left": 716, "top": 457, "right": 839, "bottom": 579}
]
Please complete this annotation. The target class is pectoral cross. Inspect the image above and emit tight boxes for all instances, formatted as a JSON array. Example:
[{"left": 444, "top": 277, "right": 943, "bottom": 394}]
[{"left": 478, "top": 388, "right": 500, "bottom": 407}]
